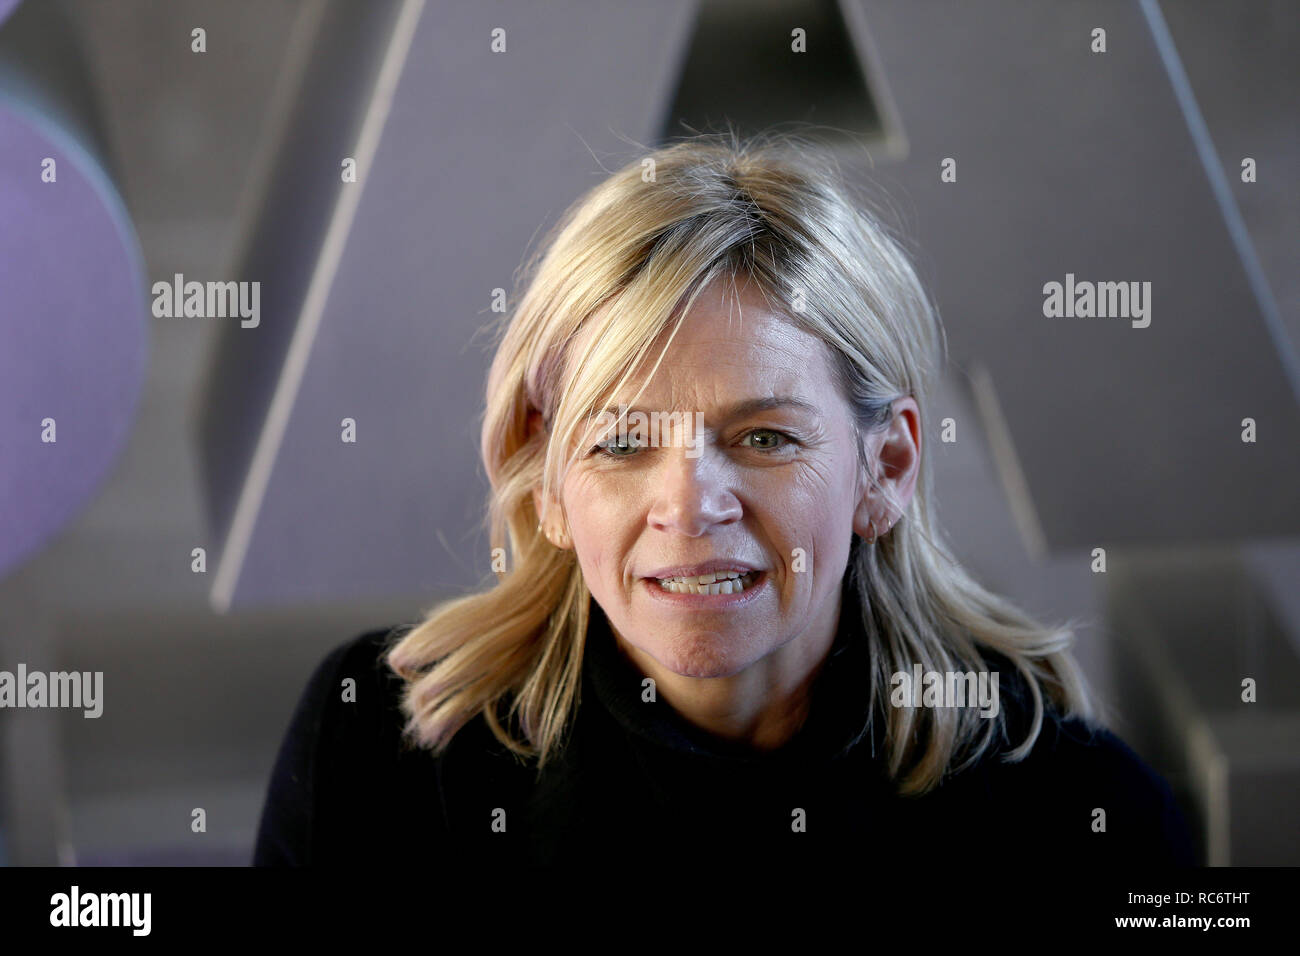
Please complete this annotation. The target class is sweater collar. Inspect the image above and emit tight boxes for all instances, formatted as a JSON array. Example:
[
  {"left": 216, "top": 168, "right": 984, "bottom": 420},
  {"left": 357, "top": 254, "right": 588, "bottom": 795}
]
[{"left": 582, "top": 573, "right": 881, "bottom": 764}]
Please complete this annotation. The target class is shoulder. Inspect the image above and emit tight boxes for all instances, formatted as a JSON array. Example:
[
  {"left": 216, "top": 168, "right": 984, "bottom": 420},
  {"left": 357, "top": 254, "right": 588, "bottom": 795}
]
[
  {"left": 1022, "top": 715, "right": 1172, "bottom": 800},
  {"left": 317, "top": 625, "right": 407, "bottom": 682},
  {"left": 984, "top": 653, "right": 1171, "bottom": 801},
  {"left": 975, "top": 650, "right": 1156, "bottom": 786},
  {"left": 286, "top": 627, "right": 409, "bottom": 738},
  {"left": 984, "top": 711, "right": 1197, "bottom": 864},
  {"left": 306, "top": 625, "right": 444, "bottom": 771},
  {"left": 252, "top": 625, "right": 417, "bottom": 865},
  {"left": 963, "top": 652, "right": 1196, "bottom": 864},
  {"left": 313, "top": 626, "right": 408, "bottom": 704}
]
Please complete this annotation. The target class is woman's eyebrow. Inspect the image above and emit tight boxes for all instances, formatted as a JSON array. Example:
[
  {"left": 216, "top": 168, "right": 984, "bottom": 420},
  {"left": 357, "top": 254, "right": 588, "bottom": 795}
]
[{"left": 598, "top": 396, "right": 821, "bottom": 420}]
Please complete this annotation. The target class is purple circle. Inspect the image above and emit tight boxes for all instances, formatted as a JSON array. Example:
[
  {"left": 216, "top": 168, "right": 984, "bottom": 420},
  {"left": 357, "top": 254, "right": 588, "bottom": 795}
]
[{"left": 0, "top": 97, "right": 148, "bottom": 579}]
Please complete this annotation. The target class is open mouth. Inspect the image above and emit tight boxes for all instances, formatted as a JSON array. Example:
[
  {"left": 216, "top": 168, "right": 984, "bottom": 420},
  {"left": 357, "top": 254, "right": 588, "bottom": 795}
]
[{"left": 653, "top": 570, "right": 761, "bottom": 595}]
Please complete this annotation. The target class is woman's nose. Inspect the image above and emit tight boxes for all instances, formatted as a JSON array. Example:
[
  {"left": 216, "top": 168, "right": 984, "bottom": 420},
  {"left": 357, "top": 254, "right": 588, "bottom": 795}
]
[{"left": 646, "top": 445, "right": 742, "bottom": 536}]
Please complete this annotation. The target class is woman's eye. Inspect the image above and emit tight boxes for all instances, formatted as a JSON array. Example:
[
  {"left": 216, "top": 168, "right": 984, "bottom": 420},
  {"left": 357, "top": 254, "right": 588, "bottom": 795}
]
[
  {"left": 589, "top": 429, "right": 794, "bottom": 458},
  {"left": 592, "top": 438, "right": 641, "bottom": 458},
  {"left": 742, "top": 428, "right": 793, "bottom": 451}
]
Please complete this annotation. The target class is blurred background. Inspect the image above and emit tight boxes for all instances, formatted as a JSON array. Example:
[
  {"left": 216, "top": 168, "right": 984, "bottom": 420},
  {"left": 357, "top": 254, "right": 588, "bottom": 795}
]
[{"left": 1, "top": 0, "right": 1297, "bottom": 866}]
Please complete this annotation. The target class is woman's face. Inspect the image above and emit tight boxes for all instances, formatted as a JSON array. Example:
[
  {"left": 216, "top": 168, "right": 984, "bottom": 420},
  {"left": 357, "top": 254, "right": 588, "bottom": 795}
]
[{"left": 542, "top": 276, "right": 917, "bottom": 680}]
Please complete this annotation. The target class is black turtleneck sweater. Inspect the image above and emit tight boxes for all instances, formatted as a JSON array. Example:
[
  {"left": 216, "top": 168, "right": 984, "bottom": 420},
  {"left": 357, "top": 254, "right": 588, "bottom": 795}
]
[{"left": 253, "top": 581, "right": 1196, "bottom": 867}]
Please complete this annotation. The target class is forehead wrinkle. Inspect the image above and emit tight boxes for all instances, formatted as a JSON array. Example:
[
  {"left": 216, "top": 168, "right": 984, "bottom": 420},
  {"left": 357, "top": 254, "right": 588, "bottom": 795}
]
[{"left": 619, "top": 344, "right": 821, "bottom": 416}]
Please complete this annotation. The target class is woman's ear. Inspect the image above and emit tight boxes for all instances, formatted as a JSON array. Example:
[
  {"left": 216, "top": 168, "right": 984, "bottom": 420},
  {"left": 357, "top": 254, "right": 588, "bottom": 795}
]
[{"left": 851, "top": 398, "right": 921, "bottom": 541}]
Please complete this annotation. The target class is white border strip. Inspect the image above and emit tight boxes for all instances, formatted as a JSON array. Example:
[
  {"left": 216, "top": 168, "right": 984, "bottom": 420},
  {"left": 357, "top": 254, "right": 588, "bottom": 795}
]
[{"left": 211, "top": 0, "right": 427, "bottom": 613}]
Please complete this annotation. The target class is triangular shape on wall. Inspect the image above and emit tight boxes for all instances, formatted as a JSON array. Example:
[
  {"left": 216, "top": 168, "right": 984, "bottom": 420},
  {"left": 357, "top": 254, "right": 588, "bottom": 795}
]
[{"left": 656, "top": 0, "right": 899, "bottom": 152}]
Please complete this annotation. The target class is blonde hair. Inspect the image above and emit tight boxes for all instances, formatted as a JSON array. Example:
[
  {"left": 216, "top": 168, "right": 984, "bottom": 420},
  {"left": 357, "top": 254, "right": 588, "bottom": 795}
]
[{"left": 386, "top": 129, "right": 1098, "bottom": 794}]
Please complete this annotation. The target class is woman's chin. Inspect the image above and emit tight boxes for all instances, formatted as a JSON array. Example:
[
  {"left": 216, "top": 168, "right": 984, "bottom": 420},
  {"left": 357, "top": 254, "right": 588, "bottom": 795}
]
[{"left": 646, "top": 632, "right": 761, "bottom": 680}]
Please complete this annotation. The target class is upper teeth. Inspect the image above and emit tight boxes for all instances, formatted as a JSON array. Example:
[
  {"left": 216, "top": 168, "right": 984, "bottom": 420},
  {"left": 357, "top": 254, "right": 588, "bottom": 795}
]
[
  {"left": 657, "top": 570, "right": 755, "bottom": 594},
  {"left": 663, "top": 571, "right": 743, "bottom": 584}
]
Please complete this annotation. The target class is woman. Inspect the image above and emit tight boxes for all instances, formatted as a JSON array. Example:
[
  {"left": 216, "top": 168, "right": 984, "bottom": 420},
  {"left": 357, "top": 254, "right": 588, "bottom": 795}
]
[{"left": 253, "top": 131, "right": 1195, "bottom": 868}]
